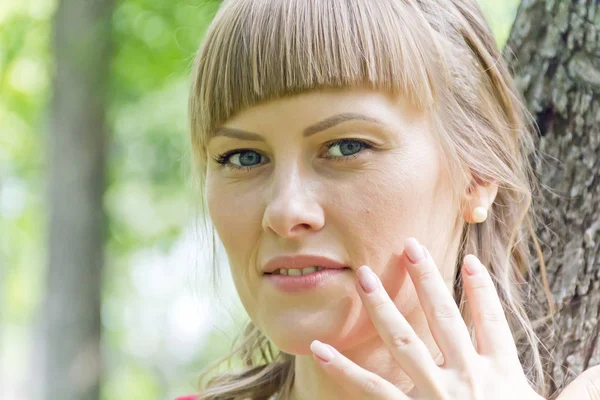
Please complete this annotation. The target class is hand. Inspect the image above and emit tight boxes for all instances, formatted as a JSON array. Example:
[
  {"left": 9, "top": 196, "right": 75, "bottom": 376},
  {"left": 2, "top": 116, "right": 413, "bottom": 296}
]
[
  {"left": 555, "top": 364, "right": 600, "bottom": 400},
  {"left": 309, "top": 237, "right": 545, "bottom": 399}
]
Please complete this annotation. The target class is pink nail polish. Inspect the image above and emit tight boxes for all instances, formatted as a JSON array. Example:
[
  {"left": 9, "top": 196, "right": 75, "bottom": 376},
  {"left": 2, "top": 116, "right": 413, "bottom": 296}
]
[
  {"left": 311, "top": 340, "right": 335, "bottom": 363},
  {"left": 404, "top": 238, "right": 425, "bottom": 264},
  {"left": 357, "top": 265, "right": 379, "bottom": 293},
  {"left": 464, "top": 254, "right": 483, "bottom": 275}
]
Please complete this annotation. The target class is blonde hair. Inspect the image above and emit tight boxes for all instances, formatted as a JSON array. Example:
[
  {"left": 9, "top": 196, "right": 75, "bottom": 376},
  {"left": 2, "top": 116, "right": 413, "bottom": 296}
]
[{"left": 188, "top": 0, "right": 555, "bottom": 398}]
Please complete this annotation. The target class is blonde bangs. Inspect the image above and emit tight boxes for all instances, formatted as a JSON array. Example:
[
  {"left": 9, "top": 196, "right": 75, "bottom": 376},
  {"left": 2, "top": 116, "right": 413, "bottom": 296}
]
[{"left": 189, "top": 0, "right": 445, "bottom": 160}]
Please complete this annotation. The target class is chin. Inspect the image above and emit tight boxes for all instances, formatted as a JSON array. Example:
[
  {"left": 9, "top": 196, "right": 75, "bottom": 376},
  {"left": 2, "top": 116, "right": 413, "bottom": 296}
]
[
  {"left": 254, "top": 296, "right": 363, "bottom": 350},
  {"left": 274, "top": 340, "right": 314, "bottom": 356},
  {"left": 264, "top": 326, "right": 324, "bottom": 355},
  {"left": 265, "top": 320, "right": 364, "bottom": 357}
]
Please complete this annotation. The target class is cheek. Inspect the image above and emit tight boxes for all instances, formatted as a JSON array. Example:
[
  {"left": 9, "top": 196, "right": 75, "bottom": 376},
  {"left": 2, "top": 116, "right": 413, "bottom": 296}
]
[
  {"left": 206, "top": 177, "right": 265, "bottom": 308},
  {"left": 325, "top": 149, "right": 442, "bottom": 255},
  {"left": 206, "top": 177, "right": 264, "bottom": 252}
]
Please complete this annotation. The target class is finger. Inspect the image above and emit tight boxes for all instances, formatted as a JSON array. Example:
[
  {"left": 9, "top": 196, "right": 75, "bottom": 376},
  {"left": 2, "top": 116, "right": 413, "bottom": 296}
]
[
  {"left": 355, "top": 264, "right": 440, "bottom": 392},
  {"left": 310, "top": 340, "right": 409, "bottom": 400},
  {"left": 461, "top": 254, "right": 519, "bottom": 363},
  {"left": 402, "top": 238, "right": 476, "bottom": 368},
  {"left": 555, "top": 364, "right": 600, "bottom": 400}
]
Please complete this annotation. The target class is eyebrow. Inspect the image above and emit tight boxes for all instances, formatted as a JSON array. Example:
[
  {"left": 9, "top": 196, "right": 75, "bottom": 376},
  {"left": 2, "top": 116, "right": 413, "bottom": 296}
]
[{"left": 212, "top": 112, "right": 383, "bottom": 141}]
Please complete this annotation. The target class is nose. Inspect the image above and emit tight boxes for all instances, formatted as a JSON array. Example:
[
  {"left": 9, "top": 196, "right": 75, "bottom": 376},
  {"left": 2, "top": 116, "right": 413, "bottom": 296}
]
[{"left": 262, "top": 165, "right": 325, "bottom": 238}]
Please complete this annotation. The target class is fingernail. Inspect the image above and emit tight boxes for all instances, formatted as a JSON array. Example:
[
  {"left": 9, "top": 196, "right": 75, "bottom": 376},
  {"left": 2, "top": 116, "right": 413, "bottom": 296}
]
[
  {"left": 404, "top": 238, "right": 425, "bottom": 264},
  {"left": 463, "top": 254, "right": 484, "bottom": 275},
  {"left": 357, "top": 265, "right": 379, "bottom": 293},
  {"left": 310, "top": 340, "right": 335, "bottom": 363}
]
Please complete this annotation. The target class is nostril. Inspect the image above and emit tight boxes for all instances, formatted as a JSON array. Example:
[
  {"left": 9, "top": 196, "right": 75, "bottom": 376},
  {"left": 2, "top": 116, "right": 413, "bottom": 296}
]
[{"left": 286, "top": 223, "right": 314, "bottom": 237}]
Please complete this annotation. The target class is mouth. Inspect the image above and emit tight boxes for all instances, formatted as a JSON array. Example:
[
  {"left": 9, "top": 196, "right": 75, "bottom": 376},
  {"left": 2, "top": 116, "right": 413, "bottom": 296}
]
[
  {"left": 262, "top": 255, "right": 351, "bottom": 275},
  {"left": 264, "top": 266, "right": 352, "bottom": 293},
  {"left": 266, "top": 266, "right": 352, "bottom": 276}
]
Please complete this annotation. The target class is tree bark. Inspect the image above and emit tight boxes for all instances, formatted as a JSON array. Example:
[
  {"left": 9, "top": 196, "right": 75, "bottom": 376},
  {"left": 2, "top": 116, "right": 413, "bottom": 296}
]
[
  {"left": 41, "top": 0, "right": 113, "bottom": 399},
  {"left": 505, "top": 0, "right": 600, "bottom": 397}
]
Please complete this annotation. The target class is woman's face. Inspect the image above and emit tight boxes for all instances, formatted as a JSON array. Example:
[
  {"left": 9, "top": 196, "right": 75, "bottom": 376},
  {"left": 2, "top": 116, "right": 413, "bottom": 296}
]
[{"left": 206, "top": 89, "right": 462, "bottom": 355}]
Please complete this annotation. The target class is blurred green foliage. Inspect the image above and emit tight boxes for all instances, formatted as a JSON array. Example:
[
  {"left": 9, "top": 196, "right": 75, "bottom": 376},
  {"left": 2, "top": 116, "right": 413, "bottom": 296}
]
[{"left": 0, "top": 0, "right": 520, "bottom": 398}]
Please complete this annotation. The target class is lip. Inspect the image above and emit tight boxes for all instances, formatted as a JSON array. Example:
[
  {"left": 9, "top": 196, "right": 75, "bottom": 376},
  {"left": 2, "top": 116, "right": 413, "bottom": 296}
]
[
  {"left": 261, "top": 255, "right": 350, "bottom": 274},
  {"left": 265, "top": 268, "right": 351, "bottom": 293},
  {"left": 261, "top": 255, "right": 352, "bottom": 293}
]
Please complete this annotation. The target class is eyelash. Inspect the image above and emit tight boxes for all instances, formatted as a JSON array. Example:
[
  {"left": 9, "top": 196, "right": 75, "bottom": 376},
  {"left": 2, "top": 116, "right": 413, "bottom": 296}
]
[{"left": 212, "top": 139, "right": 375, "bottom": 171}]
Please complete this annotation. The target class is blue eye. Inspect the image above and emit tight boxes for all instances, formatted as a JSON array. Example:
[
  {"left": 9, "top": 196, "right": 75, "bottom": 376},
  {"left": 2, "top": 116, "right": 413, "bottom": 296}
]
[
  {"left": 231, "top": 151, "right": 262, "bottom": 167},
  {"left": 326, "top": 139, "right": 368, "bottom": 157},
  {"left": 213, "top": 149, "right": 265, "bottom": 170}
]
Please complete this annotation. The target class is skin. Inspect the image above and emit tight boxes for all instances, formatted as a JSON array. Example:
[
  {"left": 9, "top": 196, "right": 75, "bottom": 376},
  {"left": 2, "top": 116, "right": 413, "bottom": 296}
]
[{"left": 204, "top": 88, "right": 598, "bottom": 399}]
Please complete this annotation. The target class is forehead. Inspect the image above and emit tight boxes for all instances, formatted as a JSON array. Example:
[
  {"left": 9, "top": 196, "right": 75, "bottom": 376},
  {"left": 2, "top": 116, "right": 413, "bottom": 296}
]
[{"left": 220, "top": 89, "right": 424, "bottom": 132}]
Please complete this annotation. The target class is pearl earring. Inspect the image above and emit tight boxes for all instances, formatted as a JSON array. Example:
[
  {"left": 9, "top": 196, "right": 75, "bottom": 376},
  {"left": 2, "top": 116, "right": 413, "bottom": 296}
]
[{"left": 472, "top": 207, "right": 488, "bottom": 223}]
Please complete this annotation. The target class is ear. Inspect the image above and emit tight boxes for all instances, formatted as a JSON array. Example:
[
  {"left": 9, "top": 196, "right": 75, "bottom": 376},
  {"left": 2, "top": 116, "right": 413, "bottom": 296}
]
[{"left": 461, "top": 177, "right": 498, "bottom": 224}]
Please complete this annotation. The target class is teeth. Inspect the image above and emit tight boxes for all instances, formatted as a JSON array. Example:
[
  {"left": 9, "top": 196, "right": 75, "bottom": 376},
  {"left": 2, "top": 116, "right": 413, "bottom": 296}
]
[
  {"left": 276, "top": 266, "right": 326, "bottom": 276},
  {"left": 301, "top": 266, "right": 318, "bottom": 275}
]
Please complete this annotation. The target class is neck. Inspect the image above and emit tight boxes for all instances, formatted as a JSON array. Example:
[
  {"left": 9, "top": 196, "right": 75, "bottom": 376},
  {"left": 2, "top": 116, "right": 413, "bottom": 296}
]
[{"left": 287, "top": 308, "right": 442, "bottom": 400}]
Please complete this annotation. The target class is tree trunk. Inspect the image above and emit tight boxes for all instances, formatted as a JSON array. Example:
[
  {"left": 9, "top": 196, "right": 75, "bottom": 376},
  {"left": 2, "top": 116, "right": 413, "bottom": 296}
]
[
  {"left": 505, "top": 0, "right": 600, "bottom": 397},
  {"left": 41, "top": 0, "right": 112, "bottom": 398}
]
